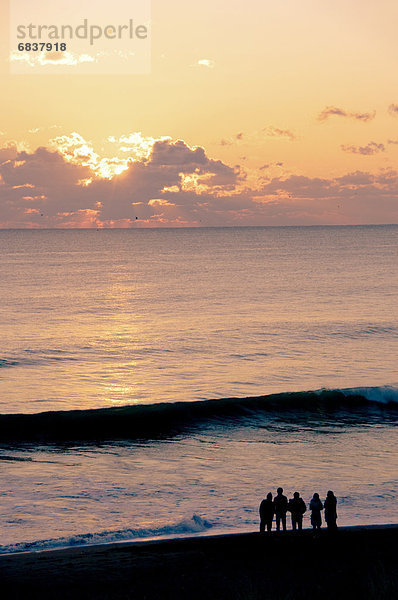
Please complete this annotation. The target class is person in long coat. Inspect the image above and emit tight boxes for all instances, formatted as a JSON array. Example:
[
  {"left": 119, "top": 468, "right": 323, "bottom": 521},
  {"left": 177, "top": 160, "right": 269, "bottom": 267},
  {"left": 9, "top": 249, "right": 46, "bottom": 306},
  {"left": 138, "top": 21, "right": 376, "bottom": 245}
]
[
  {"left": 324, "top": 490, "right": 338, "bottom": 530},
  {"left": 259, "top": 492, "right": 274, "bottom": 533},
  {"left": 309, "top": 492, "right": 323, "bottom": 530}
]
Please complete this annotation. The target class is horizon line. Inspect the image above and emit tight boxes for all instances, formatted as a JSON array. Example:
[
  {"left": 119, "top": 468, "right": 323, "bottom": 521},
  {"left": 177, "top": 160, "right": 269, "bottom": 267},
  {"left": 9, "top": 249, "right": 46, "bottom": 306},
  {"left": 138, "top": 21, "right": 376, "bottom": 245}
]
[{"left": 0, "top": 223, "right": 397, "bottom": 232}]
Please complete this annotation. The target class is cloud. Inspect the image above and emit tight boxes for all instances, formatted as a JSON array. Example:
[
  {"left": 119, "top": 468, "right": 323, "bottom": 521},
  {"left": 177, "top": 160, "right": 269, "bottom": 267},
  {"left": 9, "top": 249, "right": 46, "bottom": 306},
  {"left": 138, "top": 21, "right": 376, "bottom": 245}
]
[
  {"left": 10, "top": 50, "right": 96, "bottom": 67},
  {"left": 195, "top": 59, "right": 216, "bottom": 68},
  {"left": 151, "top": 139, "right": 239, "bottom": 186},
  {"left": 0, "top": 137, "right": 241, "bottom": 227},
  {"left": 108, "top": 132, "right": 171, "bottom": 160},
  {"left": 0, "top": 142, "right": 18, "bottom": 165},
  {"left": 219, "top": 133, "right": 244, "bottom": 146},
  {"left": 0, "top": 145, "right": 93, "bottom": 227},
  {"left": 259, "top": 162, "right": 284, "bottom": 171},
  {"left": 335, "top": 171, "right": 375, "bottom": 186},
  {"left": 27, "top": 125, "right": 62, "bottom": 135},
  {"left": 340, "top": 142, "right": 385, "bottom": 155},
  {"left": 51, "top": 132, "right": 99, "bottom": 166},
  {"left": 263, "top": 127, "right": 296, "bottom": 141},
  {"left": 318, "top": 106, "right": 376, "bottom": 122},
  {"left": 219, "top": 128, "right": 296, "bottom": 146},
  {"left": 150, "top": 139, "right": 210, "bottom": 166},
  {"left": 388, "top": 104, "right": 398, "bottom": 116},
  {"left": 1, "top": 135, "right": 398, "bottom": 228},
  {"left": 1, "top": 147, "right": 90, "bottom": 189},
  {"left": 51, "top": 131, "right": 167, "bottom": 178}
]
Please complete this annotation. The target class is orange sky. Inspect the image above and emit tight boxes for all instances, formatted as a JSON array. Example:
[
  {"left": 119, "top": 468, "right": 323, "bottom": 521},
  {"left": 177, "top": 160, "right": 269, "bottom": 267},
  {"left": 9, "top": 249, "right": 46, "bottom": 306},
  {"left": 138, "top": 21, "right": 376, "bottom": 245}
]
[{"left": 1, "top": 0, "right": 398, "bottom": 227}]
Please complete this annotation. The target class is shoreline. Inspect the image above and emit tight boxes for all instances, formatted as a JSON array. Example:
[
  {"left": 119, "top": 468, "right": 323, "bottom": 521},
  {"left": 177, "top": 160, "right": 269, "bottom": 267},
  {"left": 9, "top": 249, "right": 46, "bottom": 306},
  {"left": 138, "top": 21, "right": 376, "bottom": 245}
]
[
  {"left": 1, "top": 522, "right": 397, "bottom": 558},
  {"left": 1, "top": 525, "right": 397, "bottom": 599}
]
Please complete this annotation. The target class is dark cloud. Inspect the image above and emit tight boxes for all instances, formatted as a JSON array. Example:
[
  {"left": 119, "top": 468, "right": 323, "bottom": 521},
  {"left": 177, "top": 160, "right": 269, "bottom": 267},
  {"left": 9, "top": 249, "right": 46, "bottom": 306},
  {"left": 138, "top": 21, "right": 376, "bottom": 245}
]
[
  {"left": 263, "top": 127, "right": 296, "bottom": 140},
  {"left": 260, "top": 175, "right": 333, "bottom": 198},
  {"left": 318, "top": 106, "right": 376, "bottom": 122},
  {"left": 1, "top": 138, "right": 398, "bottom": 227},
  {"left": 149, "top": 139, "right": 208, "bottom": 167},
  {"left": 1, "top": 147, "right": 90, "bottom": 188},
  {"left": 335, "top": 171, "right": 375, "bottom": 186},
  {"left": 340, "top": 142, "right": 385, "bottom": 155},
  {"left": 0, "top": 143, "right": 19, "bottom": 165},
  {"left": 0, "top": 147, "right": 94, "bottom": 226},
  {"left": 388, "top": 104, "right": 398, "bottom": 116},
  {"left": 259, "top": 161, "right": 284, "bottom": 171},
  {"left": 148, "top": 139, "right": 238, "bottom": 187},
  {"left": 219, "top": 132, "right": 244, "bottom": 146},
  {"left": 0, "top": 139, "right": 241, "bottom": 226},
  {"left": 259, "top": 169, "right": 398, "bottom": 196}
]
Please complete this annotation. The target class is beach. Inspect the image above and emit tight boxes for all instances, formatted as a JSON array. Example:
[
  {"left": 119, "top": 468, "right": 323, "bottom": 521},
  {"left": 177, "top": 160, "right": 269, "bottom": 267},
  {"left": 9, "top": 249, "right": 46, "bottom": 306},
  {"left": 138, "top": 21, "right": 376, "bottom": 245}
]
[{"left": 1, "top": 525, "right": 397, "bottom": 599}]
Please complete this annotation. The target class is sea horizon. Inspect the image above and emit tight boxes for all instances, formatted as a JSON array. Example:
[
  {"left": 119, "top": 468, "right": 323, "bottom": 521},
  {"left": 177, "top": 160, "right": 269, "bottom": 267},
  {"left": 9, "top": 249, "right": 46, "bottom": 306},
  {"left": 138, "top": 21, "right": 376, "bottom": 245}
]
[{"left": 1, "top": 223, "right": 398, "bottom": 231}]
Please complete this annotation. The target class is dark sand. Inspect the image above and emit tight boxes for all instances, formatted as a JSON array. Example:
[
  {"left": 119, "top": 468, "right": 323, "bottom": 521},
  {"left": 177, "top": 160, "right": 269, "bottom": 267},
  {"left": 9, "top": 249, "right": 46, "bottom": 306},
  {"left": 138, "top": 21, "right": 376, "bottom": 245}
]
[{"left": 0, "top": 526, "right": 397, "bottom": 599}]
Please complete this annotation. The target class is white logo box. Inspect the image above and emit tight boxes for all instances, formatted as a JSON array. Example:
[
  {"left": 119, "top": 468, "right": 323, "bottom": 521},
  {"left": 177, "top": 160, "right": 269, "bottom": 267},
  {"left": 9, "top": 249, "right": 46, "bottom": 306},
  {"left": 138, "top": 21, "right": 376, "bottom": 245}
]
[{"left": 10, "top": 0, "right": 151, "bottom": 74}]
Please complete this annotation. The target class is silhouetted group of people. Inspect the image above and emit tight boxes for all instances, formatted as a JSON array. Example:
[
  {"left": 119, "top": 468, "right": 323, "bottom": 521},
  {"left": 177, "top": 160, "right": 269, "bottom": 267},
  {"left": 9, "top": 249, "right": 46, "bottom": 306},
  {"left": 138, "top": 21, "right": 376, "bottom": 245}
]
[{"left": 259, "top": 488, "right": 337, "bottom": 533}]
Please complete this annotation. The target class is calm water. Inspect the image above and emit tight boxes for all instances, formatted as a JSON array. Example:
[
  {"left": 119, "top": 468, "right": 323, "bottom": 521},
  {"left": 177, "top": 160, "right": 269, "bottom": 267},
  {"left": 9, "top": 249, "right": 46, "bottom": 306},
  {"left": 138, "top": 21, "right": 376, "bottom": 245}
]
[{"left": 0, "top": 226, "right": 397, "bottom": 552}]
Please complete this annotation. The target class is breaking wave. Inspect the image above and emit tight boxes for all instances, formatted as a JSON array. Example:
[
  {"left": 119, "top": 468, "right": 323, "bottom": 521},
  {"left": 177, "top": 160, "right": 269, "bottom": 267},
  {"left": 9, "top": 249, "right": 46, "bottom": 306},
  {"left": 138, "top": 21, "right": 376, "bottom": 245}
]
[
  {"left": 0, "top": 387, "right": 396, "bottom": 444},
  {"left": 0, "top": 515, "right": 213, "bottom": 555}
]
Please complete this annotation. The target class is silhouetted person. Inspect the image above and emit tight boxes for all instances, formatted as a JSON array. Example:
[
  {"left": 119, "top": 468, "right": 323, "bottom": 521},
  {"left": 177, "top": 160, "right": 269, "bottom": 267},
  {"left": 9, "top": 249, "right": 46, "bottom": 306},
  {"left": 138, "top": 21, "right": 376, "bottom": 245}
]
[
  {"left": 324, "top": 490, "right": 338, "bottom": 530},
  {"left": 309, "top": 493, "right": 323, "bottom": 531},
  {"left": 288, "top": 491, "right": 306, "bottom": 531},
  {"left": 274, "top": 487, "right": 288, "bottom": 532},
  {"left": 259, "top": 492, "right": 274, "bottom": 533}
]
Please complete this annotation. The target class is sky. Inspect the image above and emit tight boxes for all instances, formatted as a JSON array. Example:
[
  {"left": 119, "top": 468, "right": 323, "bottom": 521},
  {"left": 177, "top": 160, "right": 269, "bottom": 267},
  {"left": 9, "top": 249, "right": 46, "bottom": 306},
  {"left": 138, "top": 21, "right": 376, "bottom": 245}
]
[{"left": 1, "top": 0, "right": 398, "bottom": 227}]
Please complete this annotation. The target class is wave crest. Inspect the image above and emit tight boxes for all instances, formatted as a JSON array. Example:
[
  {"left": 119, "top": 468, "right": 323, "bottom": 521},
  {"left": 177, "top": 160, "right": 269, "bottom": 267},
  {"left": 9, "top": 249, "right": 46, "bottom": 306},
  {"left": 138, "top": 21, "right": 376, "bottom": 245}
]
[
  {"left": 0, "top": 515, "right": 212, "bottom": 555},
  {"left": 335, "top": 386, "right": 398, "bottom": 405},
  {"left": 0, "top": 387, "right": 396, "bottom": 444}
]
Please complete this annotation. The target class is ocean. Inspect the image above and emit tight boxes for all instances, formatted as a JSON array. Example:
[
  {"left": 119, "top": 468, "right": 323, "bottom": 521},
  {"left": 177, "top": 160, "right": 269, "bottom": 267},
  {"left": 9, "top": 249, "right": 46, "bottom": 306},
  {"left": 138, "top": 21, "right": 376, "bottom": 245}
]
[{"left": 0, "top": 226, "right": 397, "bottom": 553}]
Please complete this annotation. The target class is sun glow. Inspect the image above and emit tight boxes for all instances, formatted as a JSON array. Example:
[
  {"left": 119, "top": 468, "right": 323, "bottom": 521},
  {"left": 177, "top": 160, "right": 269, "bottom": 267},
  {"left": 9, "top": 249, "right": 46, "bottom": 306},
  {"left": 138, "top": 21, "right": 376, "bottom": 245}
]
[{"left": 50, "top": 132, "right": 173, "bottom": 179}]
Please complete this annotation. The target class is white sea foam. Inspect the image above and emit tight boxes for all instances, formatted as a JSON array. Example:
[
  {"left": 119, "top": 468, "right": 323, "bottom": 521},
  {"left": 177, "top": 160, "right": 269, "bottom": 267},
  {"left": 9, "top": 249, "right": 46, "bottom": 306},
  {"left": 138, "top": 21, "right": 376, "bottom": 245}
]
[
  {"left": 0, "top": 515, "right": 213, "bottom": 555},
  {"left": 332, "top": 386, "right": 398, "bottom": 405}
]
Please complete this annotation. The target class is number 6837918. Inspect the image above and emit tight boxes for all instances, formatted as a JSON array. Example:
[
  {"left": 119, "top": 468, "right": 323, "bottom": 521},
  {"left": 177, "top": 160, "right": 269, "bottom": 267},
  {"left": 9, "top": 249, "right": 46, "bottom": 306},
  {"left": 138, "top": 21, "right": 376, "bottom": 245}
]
[{"left": 18, "top": 43, "right": 67, "bottom": 51}]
